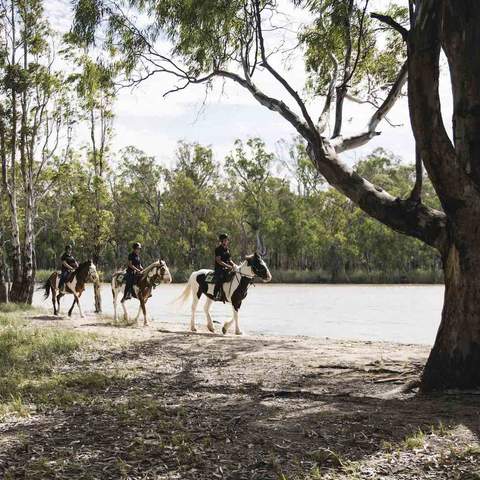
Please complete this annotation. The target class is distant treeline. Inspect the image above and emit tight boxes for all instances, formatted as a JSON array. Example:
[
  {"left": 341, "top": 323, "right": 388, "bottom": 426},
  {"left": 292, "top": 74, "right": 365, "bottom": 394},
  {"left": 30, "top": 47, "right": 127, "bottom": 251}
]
[{"left": 31, "top": 139, "right": 442, "bottom": 283}]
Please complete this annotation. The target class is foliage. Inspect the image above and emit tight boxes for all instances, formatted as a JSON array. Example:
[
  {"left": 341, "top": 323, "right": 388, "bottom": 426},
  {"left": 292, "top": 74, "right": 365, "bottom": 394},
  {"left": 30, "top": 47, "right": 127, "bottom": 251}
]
[{"left": 33, "top": 141, "right": 441, "bottom": 281}]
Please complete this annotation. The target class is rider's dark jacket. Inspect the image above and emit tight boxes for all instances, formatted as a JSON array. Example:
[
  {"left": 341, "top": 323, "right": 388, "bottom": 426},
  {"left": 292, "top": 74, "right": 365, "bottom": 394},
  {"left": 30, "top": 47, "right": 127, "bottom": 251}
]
[
  {"left": 127, "top": 252, "right": 143, "bottom": 274},
  {"left": 125, "top": 251, "right": 143, "bottom": 296},
  {"left": 61, "top": 253, "right": 77, "bottom": 273},
  {"left": 214, "top": 245, "right": 231, "bottom": 281}
]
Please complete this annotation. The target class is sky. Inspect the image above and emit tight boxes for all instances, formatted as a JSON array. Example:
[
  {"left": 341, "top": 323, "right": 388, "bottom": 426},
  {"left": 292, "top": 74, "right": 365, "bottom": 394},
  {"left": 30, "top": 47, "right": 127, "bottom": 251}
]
[{"left": 46, "top": 0, "right": 453, "bottom": 170}]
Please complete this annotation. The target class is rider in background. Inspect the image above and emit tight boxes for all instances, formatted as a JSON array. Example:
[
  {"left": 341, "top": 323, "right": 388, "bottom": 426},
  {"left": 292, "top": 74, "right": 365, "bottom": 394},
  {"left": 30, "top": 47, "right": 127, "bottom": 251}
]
[
  {"left": 59, "top": 244, "right": 78, "bottom": 291},
  {"left": 214, "top": 233, "right": 237, "bottom": 301},
  {"left": 124, "top": 242, "right": 143, "bottom": 300}
]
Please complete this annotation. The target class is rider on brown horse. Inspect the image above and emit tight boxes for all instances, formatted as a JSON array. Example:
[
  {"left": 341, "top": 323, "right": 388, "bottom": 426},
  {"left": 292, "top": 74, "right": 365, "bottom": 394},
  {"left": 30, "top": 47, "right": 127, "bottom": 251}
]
[
  {"left": 59, "top": 244, "right": 78, "bottom": 291},
  {"left": 124, "top": 242, "right": 144, "bottom": 300}
]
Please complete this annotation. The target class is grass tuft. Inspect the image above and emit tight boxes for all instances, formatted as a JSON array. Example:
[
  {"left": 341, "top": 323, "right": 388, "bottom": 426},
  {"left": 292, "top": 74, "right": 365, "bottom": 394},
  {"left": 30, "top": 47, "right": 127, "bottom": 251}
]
[
  {"left": 403, "top": 428, "right": 426, "bottom": 450},
  {"left": 0, "top": 303, "right": 96, "bottom": 418}
]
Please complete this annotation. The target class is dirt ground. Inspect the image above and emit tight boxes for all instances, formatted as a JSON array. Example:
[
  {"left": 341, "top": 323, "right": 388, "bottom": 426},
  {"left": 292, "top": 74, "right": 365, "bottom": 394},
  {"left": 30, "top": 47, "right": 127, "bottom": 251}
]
[{"left": 1, "top": 312, "right": 479, "bottom": 479}]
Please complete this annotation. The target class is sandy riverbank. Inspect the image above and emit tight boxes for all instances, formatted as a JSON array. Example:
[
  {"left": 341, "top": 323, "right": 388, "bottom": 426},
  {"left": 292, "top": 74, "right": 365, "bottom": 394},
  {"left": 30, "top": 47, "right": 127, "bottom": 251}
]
[{"left": 1, "top": 309, "right": 479, "bottom": 479}]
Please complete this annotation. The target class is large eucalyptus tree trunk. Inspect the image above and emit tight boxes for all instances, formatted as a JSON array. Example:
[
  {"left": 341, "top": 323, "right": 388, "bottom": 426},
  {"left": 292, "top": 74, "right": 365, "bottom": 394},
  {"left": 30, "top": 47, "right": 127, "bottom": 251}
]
[
  {"left": 422, "top": 238, "right": 480, "bottom": 390},
  {"left": 407, "top": 1, "right": 480, "bottom": 391}
]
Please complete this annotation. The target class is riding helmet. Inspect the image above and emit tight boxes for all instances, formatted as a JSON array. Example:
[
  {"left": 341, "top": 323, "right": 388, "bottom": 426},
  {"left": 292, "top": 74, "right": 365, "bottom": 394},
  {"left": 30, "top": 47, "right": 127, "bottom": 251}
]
[
  {"left": 133, "top": 242, "right": 142, "bottom": 249},
  {"left": 218, "top": 233, "right": 229, "bottom": 241}
]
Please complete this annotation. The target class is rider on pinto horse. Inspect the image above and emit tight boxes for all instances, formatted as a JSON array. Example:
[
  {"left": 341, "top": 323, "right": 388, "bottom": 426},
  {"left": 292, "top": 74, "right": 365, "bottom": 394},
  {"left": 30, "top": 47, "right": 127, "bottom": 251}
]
[
  {"left": 124, "top": 242, "right": 144, "bottom": 300},
  {"left": 59, "top": 244, "right": 78, "bottom": 292},
  {"left": 214, "top": 233, "right": 238, "bottom": 302}
]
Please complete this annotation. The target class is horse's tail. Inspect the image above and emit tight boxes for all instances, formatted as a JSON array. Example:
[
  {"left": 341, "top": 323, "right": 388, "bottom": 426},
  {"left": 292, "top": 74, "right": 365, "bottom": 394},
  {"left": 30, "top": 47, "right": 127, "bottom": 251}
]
[
  {"left": 42, "top": 277, "right": 52, "bottom": 299},
  {"left": 172, "top": 272, "right": 196, "bottom": 307}
]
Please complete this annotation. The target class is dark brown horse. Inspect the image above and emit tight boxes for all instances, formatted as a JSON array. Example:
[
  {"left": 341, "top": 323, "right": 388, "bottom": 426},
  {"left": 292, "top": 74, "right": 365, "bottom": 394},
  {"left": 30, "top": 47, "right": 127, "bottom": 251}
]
[
  {"left": 42, "top": 260, "right": 98, "bottom": 317},
  {"left": 111, "top": 260, "right": 172, "bottom": 326}
]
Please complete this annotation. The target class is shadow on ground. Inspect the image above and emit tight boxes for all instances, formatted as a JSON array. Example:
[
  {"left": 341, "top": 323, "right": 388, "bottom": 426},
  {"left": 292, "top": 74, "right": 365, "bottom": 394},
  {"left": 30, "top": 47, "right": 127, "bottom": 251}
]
[{"left": 1, "top": 332, "right": 479, "bottom": 479}]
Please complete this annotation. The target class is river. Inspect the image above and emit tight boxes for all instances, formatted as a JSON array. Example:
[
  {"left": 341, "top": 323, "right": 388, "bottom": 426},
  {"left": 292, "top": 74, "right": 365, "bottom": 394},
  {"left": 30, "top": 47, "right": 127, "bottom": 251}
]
[{"left": 32, "top": 283, "right": 444, "bottom": 345}]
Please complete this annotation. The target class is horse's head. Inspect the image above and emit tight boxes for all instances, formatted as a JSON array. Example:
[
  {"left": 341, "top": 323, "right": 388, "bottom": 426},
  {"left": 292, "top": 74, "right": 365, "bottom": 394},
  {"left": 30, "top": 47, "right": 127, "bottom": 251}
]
[
  {"left": 244, "top": 252, "right": 272, "bottom": 282},
  {"left": 76, "top": 260, "right": 98, "bottom": 283},
  {"left": 148, "top": 259, "right": 172, "bottom": 285},
  {"left": 88, "top": 261, "right": 98, "bottom": 281},
  {"left": 83, "top": 260, "right": 98, "bottom": 282}
]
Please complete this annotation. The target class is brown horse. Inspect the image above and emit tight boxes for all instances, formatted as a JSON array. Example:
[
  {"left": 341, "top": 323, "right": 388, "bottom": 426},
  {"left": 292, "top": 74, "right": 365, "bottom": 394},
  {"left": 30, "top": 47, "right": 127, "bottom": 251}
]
[
  {"left": 111, "top": 260, "right": 172, "bottom": 326},
  {"left": 42, "top": 260, "right": 98, "bottom": 317}
]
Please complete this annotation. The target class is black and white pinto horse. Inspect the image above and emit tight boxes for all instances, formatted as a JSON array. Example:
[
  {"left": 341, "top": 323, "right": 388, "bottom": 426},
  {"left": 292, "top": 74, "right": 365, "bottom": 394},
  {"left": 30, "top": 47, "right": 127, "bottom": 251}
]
[
  {"left": 176, "top": 253, "right": 272, "bottom": 335},
  {"left": 111, "top": 260, "right": 172, "bottom": 326},
  {"left": 42, "top": 260, "right": 98, "bottom": 318}
]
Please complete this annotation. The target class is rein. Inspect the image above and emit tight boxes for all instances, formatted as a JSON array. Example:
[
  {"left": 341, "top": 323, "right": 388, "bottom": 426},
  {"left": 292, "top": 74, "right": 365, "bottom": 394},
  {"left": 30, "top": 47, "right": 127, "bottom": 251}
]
[{"left": 226, "top": 270, "right": 255, "bottom": 300}]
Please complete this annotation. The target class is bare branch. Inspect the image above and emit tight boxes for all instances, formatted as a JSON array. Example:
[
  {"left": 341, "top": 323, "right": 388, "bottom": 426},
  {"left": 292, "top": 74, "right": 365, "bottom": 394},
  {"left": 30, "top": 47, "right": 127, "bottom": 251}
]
[
  {"left": 318, "top": 52, "right": 338, "bottom": 134},
  {"left": 370, "top": 12, "right": 409, "bottom": 41},
  {"left": 253, "top": 0, "right": 319, "bottom": 139},
  {"left": 333, "top": 61, "right": 408, "bottom": 153},
  {"left": 408, "top": 144, "right": 423, "bottom": 202},
  {"left": 216, "top": 69, "right": 314, "bottom": 142}
]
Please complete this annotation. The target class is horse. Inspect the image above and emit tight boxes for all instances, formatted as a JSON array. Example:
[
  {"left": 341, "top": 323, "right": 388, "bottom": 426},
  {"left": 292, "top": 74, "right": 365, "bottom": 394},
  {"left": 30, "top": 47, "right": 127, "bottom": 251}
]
[
  {"left": 42, "top": 260, "right": 98, "bottom": 318},
  {"left": 111, "top": 259, "right": 172, "bottom": 326},
  {"left": 176, "top": 253, "right": 272, "bottom": 335}
]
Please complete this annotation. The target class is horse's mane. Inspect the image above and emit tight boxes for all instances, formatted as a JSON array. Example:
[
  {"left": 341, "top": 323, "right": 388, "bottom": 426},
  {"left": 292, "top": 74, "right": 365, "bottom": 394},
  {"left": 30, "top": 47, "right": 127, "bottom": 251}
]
[
  {"left": 141, "top": 260, "right": 162, "bottom": 279},
  {"left": 77, "top": 260, "right": 91, "bottom": 269}
]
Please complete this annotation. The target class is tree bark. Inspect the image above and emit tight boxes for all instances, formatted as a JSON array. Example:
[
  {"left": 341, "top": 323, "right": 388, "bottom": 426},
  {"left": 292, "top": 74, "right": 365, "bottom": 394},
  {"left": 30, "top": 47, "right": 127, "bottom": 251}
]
[
  {"left": 422, "top": 238, "right": 480, "bottom": 391},
  {"left": 0, "top": 249, "right": 8, "bottom": 303},
  {"left": 407, "top": 0, "right": 480, "bottom": 391}
]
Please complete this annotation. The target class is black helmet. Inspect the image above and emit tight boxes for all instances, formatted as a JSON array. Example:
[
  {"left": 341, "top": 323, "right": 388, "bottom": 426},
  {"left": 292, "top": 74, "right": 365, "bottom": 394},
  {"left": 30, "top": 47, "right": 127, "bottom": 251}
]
[
  {"left": 218, "top": 233, "right": 229, "bottom": 241},
  {"left": 65, "top": 244, "right": 73, "bottom": 251},
  {"left": 132, "top": 242, "right": 142, "bottom": 249}
]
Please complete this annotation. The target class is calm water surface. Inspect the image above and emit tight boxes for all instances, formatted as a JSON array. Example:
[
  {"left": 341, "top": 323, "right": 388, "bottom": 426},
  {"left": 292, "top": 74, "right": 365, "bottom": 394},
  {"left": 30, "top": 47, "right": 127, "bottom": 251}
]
[{"left": 33, "top": 283, "right": 444, "bottom": 345}]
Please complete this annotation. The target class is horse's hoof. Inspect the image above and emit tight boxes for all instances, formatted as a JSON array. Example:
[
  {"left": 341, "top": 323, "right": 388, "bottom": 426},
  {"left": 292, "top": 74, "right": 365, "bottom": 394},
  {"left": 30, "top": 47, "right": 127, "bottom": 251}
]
[
  {"left": 222, "top": 326, "right": 227, "bottom": 335},
  {"left": 207, "top": 324, "right": 215, "bottom": 333},
  {"left": 191, "top": 327, "right": 197, "bottom": 333},
  {"left": 235, "top": 330, "right": 243, "bottom": 336}
]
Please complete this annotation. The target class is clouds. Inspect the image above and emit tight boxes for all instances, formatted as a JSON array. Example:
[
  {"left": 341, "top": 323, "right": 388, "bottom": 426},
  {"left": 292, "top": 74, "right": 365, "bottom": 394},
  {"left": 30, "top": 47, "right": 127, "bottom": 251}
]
[{"left": 45, "top": 0, "right": 452, "bottom": 171}]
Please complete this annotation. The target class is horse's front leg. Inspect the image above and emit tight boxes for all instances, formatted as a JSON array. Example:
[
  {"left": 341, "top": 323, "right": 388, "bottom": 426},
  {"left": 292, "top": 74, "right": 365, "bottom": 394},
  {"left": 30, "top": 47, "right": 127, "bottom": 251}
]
[
  {"left": 112, "top": 288, "right": 118, "bottom": 324},
  {"left": 52, "top": 288, "right": 58, "bottom": 315},
  {"left": 233, "top": 308, "right": 242, "bottom": 335},
  {"left": 68, "top": 296, "right": 76, "bottom": 317},
  {"left": 204, "top": 297, "right": 215, "bottom": 333},
  {"left": 139, "top": 296, "right": 149, "bottom": 327},
  {"left": 222, "top": 306, "right": 242, "bottom": 335},
  {"left": 120, "top": 297, "right": 129, "bottom": 323},
  {"left": 69, "top": 293, "right": 84, "bottom": 318},
  {"left": 134, "top": 302, "right": 142, "bottom": 324},
  {"left": 57, "top": 291, "right": 64, "bottom": 316}
]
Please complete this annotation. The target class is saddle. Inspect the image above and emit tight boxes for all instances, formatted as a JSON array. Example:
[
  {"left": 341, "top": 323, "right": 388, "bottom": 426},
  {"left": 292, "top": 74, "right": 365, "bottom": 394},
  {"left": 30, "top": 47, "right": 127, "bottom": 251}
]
[{"left": 205, "top": 270, "right": 235, "bottom": 284}]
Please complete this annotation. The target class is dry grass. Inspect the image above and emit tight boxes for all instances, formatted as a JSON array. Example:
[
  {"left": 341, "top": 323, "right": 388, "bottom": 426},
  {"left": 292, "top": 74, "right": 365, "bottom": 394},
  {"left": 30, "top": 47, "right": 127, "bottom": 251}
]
[{"left": 0, "top": 307, "right": 479, "bottom": 479}]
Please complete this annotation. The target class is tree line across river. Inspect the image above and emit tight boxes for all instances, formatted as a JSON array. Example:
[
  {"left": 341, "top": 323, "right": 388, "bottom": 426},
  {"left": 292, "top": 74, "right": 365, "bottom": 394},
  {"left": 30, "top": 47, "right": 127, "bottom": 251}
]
[{"left": 33, "top": 141, "right": 442, "bottom": 285}]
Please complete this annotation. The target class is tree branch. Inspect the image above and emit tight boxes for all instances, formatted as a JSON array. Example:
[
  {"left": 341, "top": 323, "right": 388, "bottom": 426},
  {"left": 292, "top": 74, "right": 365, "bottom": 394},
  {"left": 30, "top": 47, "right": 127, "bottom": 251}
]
[
  {"left": 407, "top": 0, "right": 470, "bottom": 208},
  {"left": 408, "top": 144, "right": 423, "bottom": 202},
  {"left": 308, "top": 140, "right": 447, "bottom": 252},
  {"left": 216, "top": 69, "right": 314, "bottom": 142},
  {"left": 333, "top": 61, "right": 408, "bottom": 153},
  {"left": 370, "top": 12, "right": 409, "bottom": 41},
  {"left": 318, "top": 52, "right": 339, "bottom": 134},
  {"left": 253, "top": 0, "right": 318, "bottom": 139}
]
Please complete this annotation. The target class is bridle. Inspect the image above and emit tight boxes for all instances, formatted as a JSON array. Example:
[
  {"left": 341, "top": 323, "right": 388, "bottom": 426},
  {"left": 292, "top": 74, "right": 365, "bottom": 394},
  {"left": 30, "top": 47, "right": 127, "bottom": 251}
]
[{"left": 146, "top": 263, "right": 168, "bottom": 287}]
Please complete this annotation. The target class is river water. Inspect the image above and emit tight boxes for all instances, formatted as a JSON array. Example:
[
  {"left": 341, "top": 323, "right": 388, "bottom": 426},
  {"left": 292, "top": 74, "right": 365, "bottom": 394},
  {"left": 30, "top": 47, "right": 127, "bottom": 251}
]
[{"left": 33, "top": 283, "right": 444, "bottom": 345}]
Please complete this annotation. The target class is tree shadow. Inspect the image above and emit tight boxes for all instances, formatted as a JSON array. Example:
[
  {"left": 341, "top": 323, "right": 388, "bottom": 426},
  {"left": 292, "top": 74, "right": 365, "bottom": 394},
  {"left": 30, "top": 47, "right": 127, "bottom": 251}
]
[{"left": 0, "top": 334, "right": 479, "bottom": 480}]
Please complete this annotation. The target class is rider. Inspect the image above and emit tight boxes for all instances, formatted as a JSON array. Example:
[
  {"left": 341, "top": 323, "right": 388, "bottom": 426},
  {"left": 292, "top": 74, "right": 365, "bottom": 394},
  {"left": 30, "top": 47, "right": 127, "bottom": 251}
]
[
  {"left": 124, "top": 242, "right": 143, "bottom": 300},
  {"left": 214, "top": 233, "right": 237, "bottom": 301},
  {"left": 59, "top": 244, "right": 78, "bottom": 291}
]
